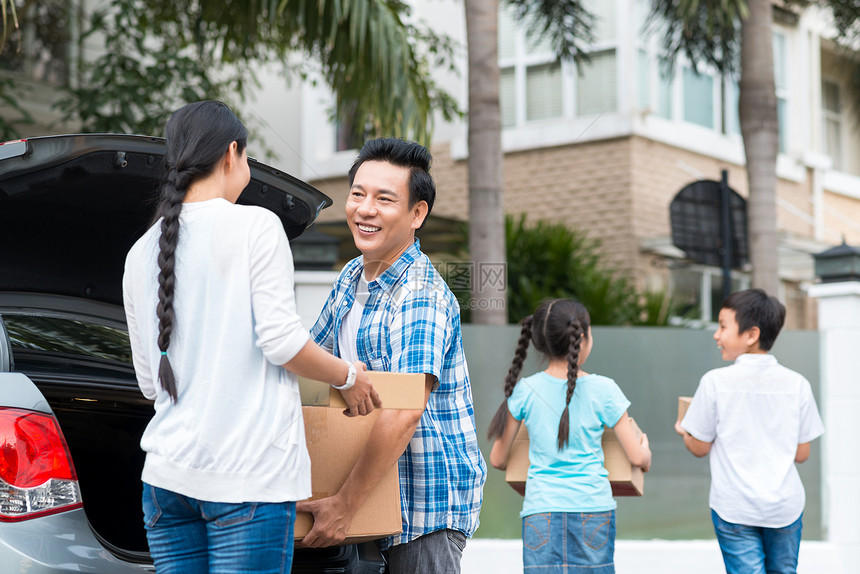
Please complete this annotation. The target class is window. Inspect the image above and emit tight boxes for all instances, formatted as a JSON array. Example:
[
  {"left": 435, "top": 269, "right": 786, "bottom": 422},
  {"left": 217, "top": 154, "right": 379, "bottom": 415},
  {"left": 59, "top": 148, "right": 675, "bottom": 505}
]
[
  {"left": 333, "top": 100, "right": 369, "bottom": 152},
  {"left": 526, "top": 63, "right": 563, "bottom": 121},
  {"left": 499, "top": 6, "right": 565, "bottom": 127},
  {"left": 577, "top": 0, "right": 617, "bottom": 116},
  {"left": 500, "top": 68, "right": 517, "bottom": 128},
  {"left": 656, "top": 58, "right": 674, "bottom": 119},
  {"left": 670, "top": 266, "right": 751, "bottom": 325},
  {"left": 773, "top": 32, "right": 789, "bottom": 153},
  {"left": 822, "top": 80, "right": 842, "bottom": 171},
  {"left": 335, "top": 117, "right": 364, "bottom": 153},
  {"left": 637, "top": 48, "right": 672, "bottom": 119},
  {"left": 577, "top": 51, "right": 617, "bottom": 116},
  {"left": 637, "top": 49, "right": 649, "bottom": 110},
  {"left": 3, "top": 314, "right": 132, "bottom": 366},
  {"left": 638, "top": 22, "right": 785, "bottom": 145},
  {"left": 683, "top": 68, "right": 714, "bottom": 129},
  {"left": 723, "top": 76, "right": 740, "bottom": 136},
  {"left": 498, "top": 0, "right": 617, "bottom": 128}
]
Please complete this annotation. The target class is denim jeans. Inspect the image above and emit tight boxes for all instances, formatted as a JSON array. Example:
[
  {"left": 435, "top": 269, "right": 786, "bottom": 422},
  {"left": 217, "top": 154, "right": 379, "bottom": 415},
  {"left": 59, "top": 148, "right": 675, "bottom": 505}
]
[
  {"left": 385, "top": 528, "right": 467, "bottom": 574},
  {"left": 142, "top": 483, "right": 295, "bottom": 574},
  {"left": 711, "top": 509, "right": 803, "bottom": 574},
  {"left": 522, "top": 511, "right": 616, "bottom": 573}
]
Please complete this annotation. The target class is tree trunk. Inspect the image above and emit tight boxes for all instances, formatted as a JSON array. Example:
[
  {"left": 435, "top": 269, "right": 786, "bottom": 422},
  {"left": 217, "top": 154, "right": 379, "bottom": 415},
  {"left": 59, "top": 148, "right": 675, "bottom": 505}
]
[
  {"left": 464, "top": 0, "right": 508, "bottom": 324},
  {"left": 739, "top": 0, "right": 780, "bottom": 296}
]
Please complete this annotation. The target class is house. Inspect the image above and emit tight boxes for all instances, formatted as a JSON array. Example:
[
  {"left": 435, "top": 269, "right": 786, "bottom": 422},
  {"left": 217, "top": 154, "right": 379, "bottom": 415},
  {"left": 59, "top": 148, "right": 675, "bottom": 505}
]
[
  {"left": 265, "top": 0, "right": 860, "bottom": 329},
  {"left": 3, "top": 0, "right": 858, "bottom": 328}
]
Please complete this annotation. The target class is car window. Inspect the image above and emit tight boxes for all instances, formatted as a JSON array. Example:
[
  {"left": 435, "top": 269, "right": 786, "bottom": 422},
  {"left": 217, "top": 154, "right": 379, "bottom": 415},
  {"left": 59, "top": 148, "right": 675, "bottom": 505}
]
[
  {"left": 0, "top": 315, "right": 10, "bottom": 371},
  {"left": 2, "top": 314, "right": 132, "bottom": 365}
]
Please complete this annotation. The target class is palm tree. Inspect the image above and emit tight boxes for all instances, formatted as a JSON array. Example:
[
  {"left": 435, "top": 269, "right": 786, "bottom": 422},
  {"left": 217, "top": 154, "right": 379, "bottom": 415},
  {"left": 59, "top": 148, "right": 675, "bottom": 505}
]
[
  {"left": 740, "top": 0, "right": 780, "bottom": 295},
  {"left": 0, "top": 0, "right": 18, "bottom": 51},
  {"left": 463, "top": 0, "right": 594, "bottom": 324},
  {"left": 4, "top": 1, "right": 456, "bottom": 144},
  {"left": 649, "top": 0, "right": 860, "bottom": 295},
  {"left": 464, "top": 0, "right": 505, "bottom": 325}
]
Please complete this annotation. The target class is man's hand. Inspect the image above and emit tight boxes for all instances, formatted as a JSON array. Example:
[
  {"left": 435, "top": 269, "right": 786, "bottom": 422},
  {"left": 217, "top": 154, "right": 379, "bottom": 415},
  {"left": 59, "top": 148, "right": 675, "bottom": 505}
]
[
  {"left": 295, "top": 496, "right": 353, "bottom": 548},
  {"left": 339, "top": 362, "right": 382, "bottom": 417}
]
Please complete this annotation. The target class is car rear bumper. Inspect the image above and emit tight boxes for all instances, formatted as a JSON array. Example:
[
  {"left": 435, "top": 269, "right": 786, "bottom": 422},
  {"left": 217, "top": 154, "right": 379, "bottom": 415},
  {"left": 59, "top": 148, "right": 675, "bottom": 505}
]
[{"left": 0, "top": 508, "right": 152, "bottom": 573}]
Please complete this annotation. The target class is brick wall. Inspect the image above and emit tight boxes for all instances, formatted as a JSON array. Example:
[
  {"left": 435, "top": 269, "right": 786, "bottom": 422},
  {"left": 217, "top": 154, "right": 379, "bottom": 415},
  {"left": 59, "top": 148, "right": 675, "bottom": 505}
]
[
  {"left": 307, "top": 135, "right": 857, "bottom": 329},
  {"left": 823, "top": 190, "right": 860, "bottom": 245}
]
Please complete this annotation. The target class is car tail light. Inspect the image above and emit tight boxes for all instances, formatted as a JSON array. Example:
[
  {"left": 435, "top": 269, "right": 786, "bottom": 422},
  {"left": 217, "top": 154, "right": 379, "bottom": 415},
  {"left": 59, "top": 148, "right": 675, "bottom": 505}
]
[{"left": 0, "top": 407, "right": 83, "bottom": 521}]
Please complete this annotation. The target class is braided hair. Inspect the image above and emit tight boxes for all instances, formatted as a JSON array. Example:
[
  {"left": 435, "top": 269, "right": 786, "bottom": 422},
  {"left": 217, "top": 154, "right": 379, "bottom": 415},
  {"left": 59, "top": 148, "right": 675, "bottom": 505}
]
[
  {"left": 488, "top": 299, "right": 591, "bottom": 450},
  {"left": 556, "top": 317, "right": 583, "bottom": 449},
  {"left": 154, "top": 101, "right": 248, "bottom": 402},
  {"left": 487, "top": 315, "right": 533, "bottom": 441}
]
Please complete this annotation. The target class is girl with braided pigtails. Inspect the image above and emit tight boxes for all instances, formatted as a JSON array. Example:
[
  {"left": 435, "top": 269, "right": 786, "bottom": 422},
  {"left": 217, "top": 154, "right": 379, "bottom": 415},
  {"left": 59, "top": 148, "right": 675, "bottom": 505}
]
[
  {"left": 122, "top": 101, "right": 380, "bottom": 573},
  {"left": 488, "top": 299, "right": 651, "bottom": 574}
]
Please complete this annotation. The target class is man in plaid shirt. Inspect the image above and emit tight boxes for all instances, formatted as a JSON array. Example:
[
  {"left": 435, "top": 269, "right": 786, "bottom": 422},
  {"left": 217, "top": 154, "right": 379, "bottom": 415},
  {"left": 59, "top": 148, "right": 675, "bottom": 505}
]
[{"left": 298, "top": 137, "right": 486, "bottom": 573}]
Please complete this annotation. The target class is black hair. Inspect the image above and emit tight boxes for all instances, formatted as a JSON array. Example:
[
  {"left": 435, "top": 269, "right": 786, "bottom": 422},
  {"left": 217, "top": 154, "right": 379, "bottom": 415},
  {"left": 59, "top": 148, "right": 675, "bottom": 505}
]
[
  {"left": 154, "top": 101, "right": 248, "bottom": 402},
  {"left": 721, "top": 288, "right": 786, "bottom": 351},
  {"left": 487, "top": 299, "right": 591, "bottom": 450},
  {"left": 347, "top": 137, "right": 435, "bottom": 228}
]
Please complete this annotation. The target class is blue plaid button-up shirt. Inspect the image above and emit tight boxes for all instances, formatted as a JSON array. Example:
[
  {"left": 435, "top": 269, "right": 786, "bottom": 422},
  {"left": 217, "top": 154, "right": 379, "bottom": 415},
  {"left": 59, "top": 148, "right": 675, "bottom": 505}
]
[{"left": 311, "top": 239, "right": 486, "bottom": 547}]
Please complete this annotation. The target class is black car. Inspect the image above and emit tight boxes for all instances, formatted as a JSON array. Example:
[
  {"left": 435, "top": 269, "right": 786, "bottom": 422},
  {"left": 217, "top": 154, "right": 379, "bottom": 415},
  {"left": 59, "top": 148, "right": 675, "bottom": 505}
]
[{"left": 0, "top": 134, "right": 384, "bottom": 573}]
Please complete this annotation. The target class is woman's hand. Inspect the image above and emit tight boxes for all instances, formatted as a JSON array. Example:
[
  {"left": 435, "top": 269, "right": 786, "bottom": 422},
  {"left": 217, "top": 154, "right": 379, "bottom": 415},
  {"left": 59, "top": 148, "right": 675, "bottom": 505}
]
[
  {"left": 282, "top": 343, "right": 381, "bottom": 416},
  {"left": 339, "top": 362, "right": 382, "bottom": 416}
]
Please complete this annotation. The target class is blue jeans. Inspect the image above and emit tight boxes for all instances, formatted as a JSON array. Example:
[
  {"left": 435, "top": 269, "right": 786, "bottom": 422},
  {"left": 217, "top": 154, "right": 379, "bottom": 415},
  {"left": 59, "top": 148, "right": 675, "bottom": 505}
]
[
  {"left": 711, "top": 509, "right": 803, "bottom": 574},
  {"left": 142, "top": 483, "right": 295, "bottom": 574},
  {"left": 522, "top": 511, "right": 616, "bottom": 573}
]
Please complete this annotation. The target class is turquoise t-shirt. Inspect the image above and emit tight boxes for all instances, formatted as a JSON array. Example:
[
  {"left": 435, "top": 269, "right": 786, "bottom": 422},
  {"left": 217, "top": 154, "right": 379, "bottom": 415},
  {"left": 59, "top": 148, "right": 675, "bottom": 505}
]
[{"left": 507, "top": 372, "right": 631, "bottom": 517}]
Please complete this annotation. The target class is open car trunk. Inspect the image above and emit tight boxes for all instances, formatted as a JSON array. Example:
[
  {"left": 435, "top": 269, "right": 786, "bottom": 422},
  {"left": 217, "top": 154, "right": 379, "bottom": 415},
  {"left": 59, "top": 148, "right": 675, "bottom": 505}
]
[
  {"left": 38, "top": 379, "right": 152, "bottom": 556},
  {"left": 0, "top": 134, "right": 347, "bottom": 568},
  {"left": 2, "top": 306, "right": 154, "bottom": 558},
  {"left": 0, "top": 134, "right": 331, "bottom": 306}
]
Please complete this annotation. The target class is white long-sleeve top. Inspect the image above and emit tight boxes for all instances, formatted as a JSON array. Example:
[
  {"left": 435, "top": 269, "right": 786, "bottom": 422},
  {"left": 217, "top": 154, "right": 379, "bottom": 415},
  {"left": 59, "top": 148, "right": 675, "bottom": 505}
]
[{"left": 123, "top": 198, "right": 311, "bottom": 503}]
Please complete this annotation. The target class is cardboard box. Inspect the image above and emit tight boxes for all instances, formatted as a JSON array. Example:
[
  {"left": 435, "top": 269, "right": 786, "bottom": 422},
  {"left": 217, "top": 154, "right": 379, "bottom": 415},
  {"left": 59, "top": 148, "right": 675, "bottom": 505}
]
[
  {"left": 601, "top": 419, "right": 645, "bottom": 496},
  {"left": 293, "top": 372, "right": 425, "bottom": 544},
  {"left": 505, "top": 418, "right": 645, "bottom": 496},
  {"left": 299, "top": 371, "right": 425, "bottom": 409},
  {"left": 678, "top": 396, "right": 693, "bottom": 422},
  {"left": 294, "top": 406, "right": 402, "bottom": 544}
]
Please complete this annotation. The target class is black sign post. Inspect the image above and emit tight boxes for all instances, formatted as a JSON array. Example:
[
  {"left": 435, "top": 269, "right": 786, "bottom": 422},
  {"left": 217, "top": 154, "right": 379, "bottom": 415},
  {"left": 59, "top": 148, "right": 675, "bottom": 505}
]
[
  {"left": 719, "top": 170, "right": 732, "bottom": 302},
  {"left": 670, "top": 175, "right": 749, "bottom": 304}
]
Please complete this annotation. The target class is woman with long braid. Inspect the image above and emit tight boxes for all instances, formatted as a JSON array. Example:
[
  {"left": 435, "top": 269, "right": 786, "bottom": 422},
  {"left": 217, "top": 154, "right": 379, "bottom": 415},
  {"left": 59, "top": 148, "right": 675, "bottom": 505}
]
[
  {"left": 488, "top": 299, "right": 651, "bottom": 573},
  {"left": 123, "top": 101, "right": 380, "bottom": 573}
]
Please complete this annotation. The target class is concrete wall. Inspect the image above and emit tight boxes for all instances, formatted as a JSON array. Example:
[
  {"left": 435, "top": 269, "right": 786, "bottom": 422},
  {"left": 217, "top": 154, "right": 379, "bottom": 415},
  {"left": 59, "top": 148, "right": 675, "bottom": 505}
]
[
  {"left": 464, "top": 324, "right": 823, "bottom": 541},
  {"left": 294, "top": 271, "right": 858, "bottom": 571}
]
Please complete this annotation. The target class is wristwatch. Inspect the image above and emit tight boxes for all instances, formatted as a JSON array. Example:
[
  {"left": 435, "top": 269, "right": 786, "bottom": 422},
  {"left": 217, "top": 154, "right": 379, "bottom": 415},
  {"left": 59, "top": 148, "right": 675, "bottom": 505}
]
[{"left": 333, "top": 359, "right": 357, "bottom": 391}]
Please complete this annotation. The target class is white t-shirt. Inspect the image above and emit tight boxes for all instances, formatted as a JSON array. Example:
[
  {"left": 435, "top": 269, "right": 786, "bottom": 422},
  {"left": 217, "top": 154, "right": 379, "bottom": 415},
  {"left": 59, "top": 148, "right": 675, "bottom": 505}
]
[
  {"left": 123, "top": 198, "right": 311, "bottom": 503},
  {"left": 682, "top": 353, "right": 824, "bottom": 527},
  {"left": 337, "top": 274, "right": 369, "bottom": 363}
]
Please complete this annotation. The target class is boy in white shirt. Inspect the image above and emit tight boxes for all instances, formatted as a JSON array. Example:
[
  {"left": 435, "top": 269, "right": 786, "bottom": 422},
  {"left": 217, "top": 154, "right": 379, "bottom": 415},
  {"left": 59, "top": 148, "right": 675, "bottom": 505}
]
[{"left": 676, "top": 288, "right": 824, "bottom": 574}]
